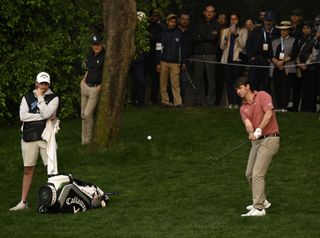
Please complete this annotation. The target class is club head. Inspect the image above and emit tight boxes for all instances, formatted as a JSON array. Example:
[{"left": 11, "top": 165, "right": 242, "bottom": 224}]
[{"left": 208, "top": 155, "right": 219, "bottom": 161}]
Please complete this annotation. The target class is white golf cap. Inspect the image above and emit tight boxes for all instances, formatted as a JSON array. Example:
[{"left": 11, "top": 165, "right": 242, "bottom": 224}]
[{"left": 36, "top": 72, "right": 50, "bottom": 84}]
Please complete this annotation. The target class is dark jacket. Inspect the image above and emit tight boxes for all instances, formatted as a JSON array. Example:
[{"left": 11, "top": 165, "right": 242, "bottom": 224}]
[
  {"left": 156, "top": 28, "right": 186, "bottom": 64},
  {"left": 192, "top": 19, "right": 220, "bottom": 55},
  {"left": 290, "top": 23, "right": 303, "bottom": 39},
  {"left": 298, "top": 35, "right": 316, "bottom": 69},
  {"left": 246, "top": 27, "right": 279, "bottom": 65},
  {"left": 178, "top": 27, "right": 194, "bottom": 58},
  {"left": 146, "top": 21, "right": 166, "bottom": 59}
]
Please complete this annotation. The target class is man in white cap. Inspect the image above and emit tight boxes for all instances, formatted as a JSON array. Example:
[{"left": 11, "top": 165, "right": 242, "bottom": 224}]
[{"left": 10, "top": 72, "right": 59, "bottom": 211}]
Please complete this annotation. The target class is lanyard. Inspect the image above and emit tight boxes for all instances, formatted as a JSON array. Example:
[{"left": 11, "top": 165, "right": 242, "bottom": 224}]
[
  {"left": 263, "top": 27, "right": 274, "bottom": 43},
  {"left": 280, "top": 37, "right": 284, "bottom": 52}
]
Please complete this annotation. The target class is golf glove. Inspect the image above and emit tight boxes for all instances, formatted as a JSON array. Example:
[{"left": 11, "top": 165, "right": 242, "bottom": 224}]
[{"left": 253, "top": 128, "right": 262, "bottom": 139}]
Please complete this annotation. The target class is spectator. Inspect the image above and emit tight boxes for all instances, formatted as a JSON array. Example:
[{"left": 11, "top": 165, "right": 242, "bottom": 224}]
[
  {"left": 289, "top": 8, "right": 304, "bottom": 111},
  {"left": 217, "top": 13, "right": 229, "bottom": 29},
  {"left": 246, "top": 11, "right": 279, "bottom": 93},
  {"left": 220, "top": 13, "right": 248, "bottom": 109},
  {"left": 241, "top": 18, "right": 255, "bottom": 65},
  {"left": 178, "top": 11, "right": 193, "bottom": 104},
  {"left": 156, "top": 14, "right": 186, "bottom": 107},
  {"left": 245, "top": 18, "right": 255, "bottom": 35},
  {"left": 130, "top": 12, "right": 147, "bottom": 107},
  {"left": 130, "top": 54, "right": 146, "bottom": 107},
  {"left": 254, "top": 9, "right": 267, "bottom": 28},
  {"left": 192, "top": 5, "right": 220, "bottom": 106},
  {"left": 290, "top": 8, "right": 303, "bottom": 38},
  {"left": 145, "top": 9, "right": 166, "bottom": 105},
  {"left": 216, "top": 12, "right": 229, "bottom": 106},
  {"left": 297, "top": 21, "right": 318, "bottom": 112},
  {"left": 80, "top": 35, "right": 105, "bottom": 145},
  {"left": 271, "top": 21, "right": 299, "bottom": 111},
  {"left": 10, "top": 72, "right": 59, "bottom": 211}
]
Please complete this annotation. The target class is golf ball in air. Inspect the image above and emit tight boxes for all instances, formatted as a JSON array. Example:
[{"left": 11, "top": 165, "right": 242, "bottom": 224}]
[{"left": 147, "top": 136, "right": 152, "bottom": 140}]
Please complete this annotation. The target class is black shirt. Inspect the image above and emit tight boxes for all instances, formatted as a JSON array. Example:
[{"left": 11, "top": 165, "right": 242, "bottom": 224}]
[{"left": 86, "top": 48, "right": 106, "bottom": 85}]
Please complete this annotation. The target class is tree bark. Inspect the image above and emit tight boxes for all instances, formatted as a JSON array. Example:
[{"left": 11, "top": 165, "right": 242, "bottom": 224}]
[{"left": 92, "top": 0, "right": 136, "bottom": 148}]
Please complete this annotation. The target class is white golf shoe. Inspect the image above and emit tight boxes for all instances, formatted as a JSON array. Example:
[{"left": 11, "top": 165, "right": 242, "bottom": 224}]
[
  {"left": 246, "top": 199, "right": 271, "bottom": 211},
  {"left": 9, "top": 201, "right": 29, "bottom": 211},
  {"left": 241, "top": 208, "right": 266, "bottom": 217}
]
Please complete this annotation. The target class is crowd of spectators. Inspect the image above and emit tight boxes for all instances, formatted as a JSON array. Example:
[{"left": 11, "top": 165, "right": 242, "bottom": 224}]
[{"left": 129, "top": 5, "right": 320, "bottom": 113}]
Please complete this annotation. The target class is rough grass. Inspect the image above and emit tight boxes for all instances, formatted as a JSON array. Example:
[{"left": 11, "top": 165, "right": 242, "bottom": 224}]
[{"left": 1, "top": 106, "right": 320, "bottom": 237}]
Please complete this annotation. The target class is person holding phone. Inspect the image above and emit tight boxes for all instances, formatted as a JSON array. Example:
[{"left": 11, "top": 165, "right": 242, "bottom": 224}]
[{"left": 220, "top": 13, "right": 248, "bottom": 109}]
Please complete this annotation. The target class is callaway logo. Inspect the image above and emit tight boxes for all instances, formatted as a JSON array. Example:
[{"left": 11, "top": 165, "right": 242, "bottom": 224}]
[
  {"left": 31, "top": 101, "right": 38, "bottom": 110},
  {"left": 73, "top": 206, "right": 81, "bottom": 213},
  {"left": 66, "top": 196, "right": 87, "bottom": 212}
]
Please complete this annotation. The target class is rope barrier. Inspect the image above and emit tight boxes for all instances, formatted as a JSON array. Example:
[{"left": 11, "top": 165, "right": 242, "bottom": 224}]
[{"left": 187, "top": 57, "right": 320, "bottom": 69}]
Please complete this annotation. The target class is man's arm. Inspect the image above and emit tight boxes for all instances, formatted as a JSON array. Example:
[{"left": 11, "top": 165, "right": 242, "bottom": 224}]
[
  {"left": 243, "top": 108, "right": 273, "bottom": 141},
  {"left": 243, "top": 118, "right": 255, "bottom": 141},
  {"left": 257, "top": 109, "right": 273, "bottom": 130},
  {"left": 20, "top": 97, "right": 44, "bottom": 122},
  {"left": 37, "top": 96, "right": 59, "bottom": 119}
]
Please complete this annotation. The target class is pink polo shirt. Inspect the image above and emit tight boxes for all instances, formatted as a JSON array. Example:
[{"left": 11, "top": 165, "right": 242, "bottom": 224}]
[{"left": 240, "top": 91, "right": 279, "bottom": 135}]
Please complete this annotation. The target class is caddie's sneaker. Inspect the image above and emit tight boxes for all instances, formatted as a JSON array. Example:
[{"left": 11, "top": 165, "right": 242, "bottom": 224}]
[
  {"left": 9, "top": 201, "right": 29, "bottom": 211},
  {"left": 241, "top": 208, "right": 266, "bottom": 217},
  {"left": 246, "top": 199, "right": 271, "bottom": 211}
]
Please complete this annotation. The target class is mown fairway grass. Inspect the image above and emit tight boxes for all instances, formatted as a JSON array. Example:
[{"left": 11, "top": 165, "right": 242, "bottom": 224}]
[{"left": 1, "top": 106, "right": 320, "bottom": 237}]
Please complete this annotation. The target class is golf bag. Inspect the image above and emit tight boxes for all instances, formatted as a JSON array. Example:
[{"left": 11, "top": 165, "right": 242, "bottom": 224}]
[{"left": 38, "top": 174, "right": 111, "bottom": 214}]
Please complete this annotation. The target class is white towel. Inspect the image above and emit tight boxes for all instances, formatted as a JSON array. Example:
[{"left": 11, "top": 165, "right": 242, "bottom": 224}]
[{"left": 41, "top": 119, "right": 60, "bottom": 175}]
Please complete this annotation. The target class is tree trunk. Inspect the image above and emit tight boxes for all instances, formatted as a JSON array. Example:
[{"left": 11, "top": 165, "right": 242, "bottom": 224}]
[{"left": 92, "top": 0, "right": 136, "bottom": 148}]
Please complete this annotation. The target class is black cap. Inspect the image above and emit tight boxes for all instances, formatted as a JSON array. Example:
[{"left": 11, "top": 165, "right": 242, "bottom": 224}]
[
  {"left": 91, "top": 35, "right": 103, "bottom": 45},
  {"left": 290, "top": 8, "right": 302, "bottom": 16},
  {"left": 264, "top": 11, "right": 275, "bottom": 21}
]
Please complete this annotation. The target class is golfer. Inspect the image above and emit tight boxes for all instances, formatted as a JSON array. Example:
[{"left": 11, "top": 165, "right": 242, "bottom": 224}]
[
  {"left": 10, "top": 72, "right": 59, "bottom": 211},
  {"left": 235, "top": 76, "right": 280, "bottom": 217}
]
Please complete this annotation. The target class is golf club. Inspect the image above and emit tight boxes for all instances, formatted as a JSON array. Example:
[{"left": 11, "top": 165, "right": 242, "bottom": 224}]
[
  {"left": 104, "top": 192, "right": 119, "bottom": 196},
  {"left": 181, "top": 67, "right": 200, "bottom": 96},
  {"left": 208, "top": 140, "right": 250, "bottom": 161}
]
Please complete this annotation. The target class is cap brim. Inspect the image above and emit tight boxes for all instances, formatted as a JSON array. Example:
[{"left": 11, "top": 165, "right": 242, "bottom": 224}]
[{"left": 276, "top": 26, "right": 291, "bottom": 29}]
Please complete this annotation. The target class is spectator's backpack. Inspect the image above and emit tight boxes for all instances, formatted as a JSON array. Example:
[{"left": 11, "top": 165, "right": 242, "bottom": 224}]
[{"left": 38, "top": 174, "right": 115, "bottom": 214}]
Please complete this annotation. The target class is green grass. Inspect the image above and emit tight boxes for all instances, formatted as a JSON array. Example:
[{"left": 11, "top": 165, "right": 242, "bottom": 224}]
[{"left": 1, "top": 106, "right": 320, "bottom": 237}]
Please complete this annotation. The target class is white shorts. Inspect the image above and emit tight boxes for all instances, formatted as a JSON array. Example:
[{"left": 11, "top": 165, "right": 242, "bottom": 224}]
[{"left": 21, "top": 140, "right": 48, "bottom": 167}]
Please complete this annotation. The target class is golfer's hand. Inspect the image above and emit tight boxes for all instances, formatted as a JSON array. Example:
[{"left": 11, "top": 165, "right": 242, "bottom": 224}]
[
  {"left": 299, "top": 64, "right": 307, "bottom": 71},
  {"left": 156, "top": 64, "right": 161, "bottom": 73},
  {"left": 249, "top": 133, "right": 257, "bottom": 141},
  {"left": 35, "top": 87, "right": 44, "bottom": 97}
]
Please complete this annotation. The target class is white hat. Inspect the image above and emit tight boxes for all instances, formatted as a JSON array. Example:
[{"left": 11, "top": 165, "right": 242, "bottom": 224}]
[
  {"left": 137, "top": 11, "right": 146, "bottom": 21},
  {"left": 36, "top": 72, "right": 50, "bottom": 84},
  {"left": 276, "top": 21, "right": 292, "bottom": 30}
]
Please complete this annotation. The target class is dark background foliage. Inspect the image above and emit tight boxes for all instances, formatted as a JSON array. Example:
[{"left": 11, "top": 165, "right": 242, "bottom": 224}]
[{"left": 0, "top": 0, "right": 101, "bottom": 121}]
